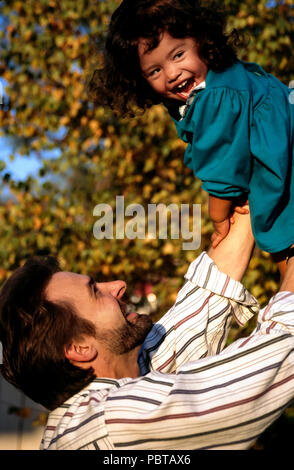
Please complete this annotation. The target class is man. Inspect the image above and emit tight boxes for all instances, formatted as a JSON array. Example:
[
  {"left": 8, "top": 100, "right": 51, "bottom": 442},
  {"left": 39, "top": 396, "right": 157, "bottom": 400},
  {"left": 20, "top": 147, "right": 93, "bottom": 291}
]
[{"left": 1, "top": 212, "right": 294, "bottom": 450}]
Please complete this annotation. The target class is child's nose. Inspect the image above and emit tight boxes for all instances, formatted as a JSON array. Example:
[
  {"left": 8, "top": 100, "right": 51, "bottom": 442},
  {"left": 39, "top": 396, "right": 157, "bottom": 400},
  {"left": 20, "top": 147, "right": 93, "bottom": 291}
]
[{"left": 166, "top": 66, "right": 181, "bottom": 83}]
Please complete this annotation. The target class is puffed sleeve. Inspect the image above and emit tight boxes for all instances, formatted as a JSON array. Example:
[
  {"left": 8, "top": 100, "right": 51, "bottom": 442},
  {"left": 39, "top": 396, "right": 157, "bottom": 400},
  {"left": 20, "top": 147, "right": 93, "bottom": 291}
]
[{"left": 182, "top": 87, "right": 252, "bottom": 197}]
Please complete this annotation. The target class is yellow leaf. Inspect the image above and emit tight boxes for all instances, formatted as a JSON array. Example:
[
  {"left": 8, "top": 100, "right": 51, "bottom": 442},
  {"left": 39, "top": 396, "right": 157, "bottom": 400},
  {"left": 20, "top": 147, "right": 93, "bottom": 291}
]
[
  {"left": 60, "top": 116, "right": 70, "bottom": 126},
  {"left": 143, "top": 184, "right": 152, "bottom": 199},
  {"left": 162, "top": 242, "right": 174, "bottom": 255},
  {"left": 100, "top": 264, "right": 110, "bottom": 276},
  {"left": 52, "top": 89, "right": 64, "bottom": 101}
]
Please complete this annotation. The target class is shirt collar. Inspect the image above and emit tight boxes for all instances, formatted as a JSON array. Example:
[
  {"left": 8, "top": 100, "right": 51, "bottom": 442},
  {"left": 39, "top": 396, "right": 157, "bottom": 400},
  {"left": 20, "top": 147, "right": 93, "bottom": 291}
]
[{"left": 178, "top": 81, "right": 206, "bottom": 119}]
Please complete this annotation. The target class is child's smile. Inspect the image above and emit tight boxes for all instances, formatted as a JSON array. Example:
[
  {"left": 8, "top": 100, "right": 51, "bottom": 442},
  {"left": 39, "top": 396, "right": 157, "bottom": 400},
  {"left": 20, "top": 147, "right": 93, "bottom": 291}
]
[
  {"left": 138, "top": 32, "right": 208, "bottom": 103},
  {"left": 171, "top": 77, "right": 198, "bottom": 101}
]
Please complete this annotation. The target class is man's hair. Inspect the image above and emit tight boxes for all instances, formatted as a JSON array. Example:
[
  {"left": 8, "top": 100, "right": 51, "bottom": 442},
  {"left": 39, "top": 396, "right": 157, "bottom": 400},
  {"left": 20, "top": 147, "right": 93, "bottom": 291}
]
[
  {"left": 0, "top": 256, "right": 96, "bottom": 411},
  {"left": 88, "top": 0, "right": 244, "bottom": 116}
]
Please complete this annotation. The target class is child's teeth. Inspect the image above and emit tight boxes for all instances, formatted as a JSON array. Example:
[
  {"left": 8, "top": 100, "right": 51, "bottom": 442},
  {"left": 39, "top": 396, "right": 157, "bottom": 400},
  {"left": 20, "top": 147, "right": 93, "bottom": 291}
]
[{"left": 178, "top": 80, "right": 188, "bottom": 89}]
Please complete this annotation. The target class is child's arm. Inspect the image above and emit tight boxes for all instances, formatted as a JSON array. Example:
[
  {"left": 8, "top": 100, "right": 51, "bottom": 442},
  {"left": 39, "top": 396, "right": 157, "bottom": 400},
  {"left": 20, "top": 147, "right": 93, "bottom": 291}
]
[
  {"left": 209, "top": 195, "right": 250, "bottom": 248},
  {"left": 209, "top": 195, "right": 232, "bottom": 248}
]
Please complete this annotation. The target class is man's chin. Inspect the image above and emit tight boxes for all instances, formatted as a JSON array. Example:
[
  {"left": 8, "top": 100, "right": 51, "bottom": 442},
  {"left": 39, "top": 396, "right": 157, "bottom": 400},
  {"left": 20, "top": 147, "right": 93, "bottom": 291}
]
[
  {"left": 109, "top": 312, "right": 153, "bottom": 354},
  {"left": 128, "top": 312, "right": 153, "bottom": 339}
]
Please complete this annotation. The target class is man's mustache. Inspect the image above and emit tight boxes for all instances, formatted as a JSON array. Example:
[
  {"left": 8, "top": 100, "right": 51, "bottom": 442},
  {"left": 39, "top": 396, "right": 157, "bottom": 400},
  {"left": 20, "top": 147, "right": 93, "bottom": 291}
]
[{"left": 117, "top": 297, "right": 137, "bottom": 318}]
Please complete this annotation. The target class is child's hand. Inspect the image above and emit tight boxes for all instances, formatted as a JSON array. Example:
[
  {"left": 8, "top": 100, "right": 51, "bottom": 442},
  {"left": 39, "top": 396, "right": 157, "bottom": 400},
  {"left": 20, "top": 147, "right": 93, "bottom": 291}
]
[
  {"left": 211, "top": 218, "right": 231, "bottom": 248},
  {"left": 230, "top": 200, "right": 249, "bottom": 224}
]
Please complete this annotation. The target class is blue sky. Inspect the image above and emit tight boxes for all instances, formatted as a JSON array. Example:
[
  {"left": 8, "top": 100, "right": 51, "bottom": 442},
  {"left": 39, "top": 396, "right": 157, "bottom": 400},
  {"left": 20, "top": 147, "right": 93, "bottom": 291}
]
[
  {"left": 0, "top": 7, "right": 62, "bottom": 183},
  {"left": 0, "top": 6, "right": 39, "bottom": 182},
  {"left": 0, "top": 136, "right": 61, "bottom": 181},
  {"left": 0, "top": 76, "right": 62, "bottom": 182},
  {"left": 0, "top": 138, "right": 42, "bottom": 181}
]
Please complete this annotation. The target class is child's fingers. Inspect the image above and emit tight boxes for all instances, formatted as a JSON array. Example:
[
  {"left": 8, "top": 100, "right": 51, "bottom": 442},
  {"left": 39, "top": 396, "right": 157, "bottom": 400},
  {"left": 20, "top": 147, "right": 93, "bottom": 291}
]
[
  {"left": 234, "top": 206, "right": 249, "bottom": 215},
  {"left": 211, "top": 218, "right": 230, "bottom": 248},
  {"left": 211, "top": 238, "right": 220, "bottom": 248},
  {"left": 211, "top": 232, "right": 222, "bottom": 248}
]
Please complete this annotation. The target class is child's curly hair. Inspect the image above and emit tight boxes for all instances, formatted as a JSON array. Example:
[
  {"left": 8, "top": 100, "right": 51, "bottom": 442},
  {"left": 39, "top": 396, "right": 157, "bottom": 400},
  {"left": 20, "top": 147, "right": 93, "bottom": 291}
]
[{"left": 89, "top": 0, "right": 243, "bottom": 116}]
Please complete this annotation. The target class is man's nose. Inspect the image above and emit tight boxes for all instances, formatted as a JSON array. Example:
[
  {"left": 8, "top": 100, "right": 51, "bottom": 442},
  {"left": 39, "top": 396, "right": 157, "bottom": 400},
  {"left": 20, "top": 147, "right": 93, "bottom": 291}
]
[{"left": 99, "top": 280, "right": 126, "bottom": 299}]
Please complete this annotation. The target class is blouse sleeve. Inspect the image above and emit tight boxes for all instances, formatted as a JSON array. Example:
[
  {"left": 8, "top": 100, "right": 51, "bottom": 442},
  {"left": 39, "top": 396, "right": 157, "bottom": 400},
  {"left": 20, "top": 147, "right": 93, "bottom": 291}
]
[{"left": 184, "top": 87, "right": 252, "bottom": 198}]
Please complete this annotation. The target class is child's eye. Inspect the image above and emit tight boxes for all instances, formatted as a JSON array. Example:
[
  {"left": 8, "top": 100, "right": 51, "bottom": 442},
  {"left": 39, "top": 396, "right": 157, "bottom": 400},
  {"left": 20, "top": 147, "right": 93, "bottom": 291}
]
[
  {"left": 174, "top": 51, "right": 184, "bottom": 60},
  {"left": 148, "top": 68, "right": 160, "bottom": 77}
]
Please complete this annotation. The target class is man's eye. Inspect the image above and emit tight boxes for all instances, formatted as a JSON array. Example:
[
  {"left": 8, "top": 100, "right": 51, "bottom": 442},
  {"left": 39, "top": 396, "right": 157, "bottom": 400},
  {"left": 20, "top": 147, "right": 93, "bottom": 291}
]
[
  {"left": 93, "top": 284, "right": 98, "bottom": 297},
  {"left": 89, "top": 277, "right": 99, "bottom": 298}
]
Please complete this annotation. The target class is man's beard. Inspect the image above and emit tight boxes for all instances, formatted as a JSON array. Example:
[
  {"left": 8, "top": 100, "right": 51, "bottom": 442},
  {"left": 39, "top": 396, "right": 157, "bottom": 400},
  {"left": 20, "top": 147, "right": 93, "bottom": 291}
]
[{"left": 96, "top": 314, "right": 153, "bottom": 355}]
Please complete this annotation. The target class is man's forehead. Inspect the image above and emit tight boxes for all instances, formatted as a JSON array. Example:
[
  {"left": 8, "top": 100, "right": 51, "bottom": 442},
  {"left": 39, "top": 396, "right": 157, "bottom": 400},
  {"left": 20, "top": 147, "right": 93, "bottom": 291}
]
[
  {"left": 45, "top": 271, "right": 89, "bottom": 300},
  {"left": 51, "top": 271, "right": 88, "bottom": 284}
]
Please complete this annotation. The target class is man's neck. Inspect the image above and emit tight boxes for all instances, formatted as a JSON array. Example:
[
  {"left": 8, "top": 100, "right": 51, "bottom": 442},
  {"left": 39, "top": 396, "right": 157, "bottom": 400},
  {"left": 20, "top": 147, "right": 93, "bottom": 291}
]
[{"left": 94, "top": 345, "right": 141, "bottom": 379}]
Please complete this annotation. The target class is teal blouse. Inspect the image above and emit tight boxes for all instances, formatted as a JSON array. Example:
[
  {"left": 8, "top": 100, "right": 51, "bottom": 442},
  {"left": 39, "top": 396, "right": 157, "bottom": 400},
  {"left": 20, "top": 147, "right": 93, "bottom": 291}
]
[{"left": 168, "top": 59, "right": 294, "bottom": 253}]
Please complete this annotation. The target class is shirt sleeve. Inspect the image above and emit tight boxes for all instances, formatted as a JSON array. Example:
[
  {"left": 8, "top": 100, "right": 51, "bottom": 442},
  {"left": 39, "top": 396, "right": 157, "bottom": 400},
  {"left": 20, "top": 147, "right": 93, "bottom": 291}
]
[
  {"left": 184, "top": 87, "right": 252, "bottom": 198},
  {"left": 140, "top": 252, "right": 259, "bottom": 375}
]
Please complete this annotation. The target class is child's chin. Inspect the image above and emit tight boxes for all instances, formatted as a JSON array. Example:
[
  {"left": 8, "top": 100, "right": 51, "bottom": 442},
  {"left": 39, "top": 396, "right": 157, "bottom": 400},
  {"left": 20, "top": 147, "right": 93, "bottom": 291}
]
[{"left": 175, "top": 92, "right": 189, "bottom": 102}]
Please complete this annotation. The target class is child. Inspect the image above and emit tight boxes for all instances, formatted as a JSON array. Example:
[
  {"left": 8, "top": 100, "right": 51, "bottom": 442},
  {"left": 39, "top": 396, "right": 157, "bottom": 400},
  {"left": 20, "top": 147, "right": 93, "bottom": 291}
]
[{"left": 90, "top": 0, "right": 294, "bottom": 276}]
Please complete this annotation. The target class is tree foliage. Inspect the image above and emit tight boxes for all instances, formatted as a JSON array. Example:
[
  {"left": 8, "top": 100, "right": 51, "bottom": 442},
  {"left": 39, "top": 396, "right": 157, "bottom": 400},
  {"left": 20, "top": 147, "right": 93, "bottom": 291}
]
[{"left": 0, "top": 0, "right": 293, "bottom": 448}]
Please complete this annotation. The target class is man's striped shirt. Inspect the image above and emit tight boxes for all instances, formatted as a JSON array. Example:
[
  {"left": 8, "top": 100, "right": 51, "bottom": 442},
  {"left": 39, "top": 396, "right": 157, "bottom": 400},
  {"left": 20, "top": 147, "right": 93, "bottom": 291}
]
[{"left": 40, "top": 252, "right": 294, "bottom": 450}]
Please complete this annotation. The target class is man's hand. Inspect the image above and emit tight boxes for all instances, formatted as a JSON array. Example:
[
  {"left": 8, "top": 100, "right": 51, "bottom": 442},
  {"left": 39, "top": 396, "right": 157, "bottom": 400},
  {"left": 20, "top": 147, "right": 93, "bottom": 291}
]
[{"left": 208, "top": 208, "right": 254, "bottom": 282}]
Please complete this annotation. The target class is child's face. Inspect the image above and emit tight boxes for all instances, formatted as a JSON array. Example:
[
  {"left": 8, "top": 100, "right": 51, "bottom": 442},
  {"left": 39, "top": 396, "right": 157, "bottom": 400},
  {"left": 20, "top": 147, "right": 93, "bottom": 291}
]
[{"left": 138, "top": 32, "right": 208, "bottom": 103}]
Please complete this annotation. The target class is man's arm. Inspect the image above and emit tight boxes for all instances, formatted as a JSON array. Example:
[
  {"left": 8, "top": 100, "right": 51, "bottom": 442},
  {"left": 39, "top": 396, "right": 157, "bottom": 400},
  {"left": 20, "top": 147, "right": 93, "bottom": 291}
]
[
  {"left": 117, "top": 235, "right": 294, "bottom": 451},
  {"left": 141, "top": 209, "right": 258, "bottom": 375}
]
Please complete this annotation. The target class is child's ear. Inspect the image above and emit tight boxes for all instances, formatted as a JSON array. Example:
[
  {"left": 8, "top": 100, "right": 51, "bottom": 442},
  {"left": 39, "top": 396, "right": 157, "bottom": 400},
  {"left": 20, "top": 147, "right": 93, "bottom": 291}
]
[{"left": 65, "top": 340, "right": 98, "bottom": 364}]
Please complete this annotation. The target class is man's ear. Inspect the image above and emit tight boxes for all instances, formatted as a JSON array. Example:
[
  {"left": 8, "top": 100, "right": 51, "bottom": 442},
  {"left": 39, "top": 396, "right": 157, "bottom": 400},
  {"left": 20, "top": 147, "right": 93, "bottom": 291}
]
[{"left": 64, "top": 339, "right": 98, "bottom": 363}]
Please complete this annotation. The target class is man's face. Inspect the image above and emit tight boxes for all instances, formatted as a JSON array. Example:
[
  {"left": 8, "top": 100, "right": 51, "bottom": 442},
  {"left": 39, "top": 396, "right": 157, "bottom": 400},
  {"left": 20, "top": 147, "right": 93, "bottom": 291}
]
[{"left": 45, "top": 272, "right": 153, "bottom": 355}]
